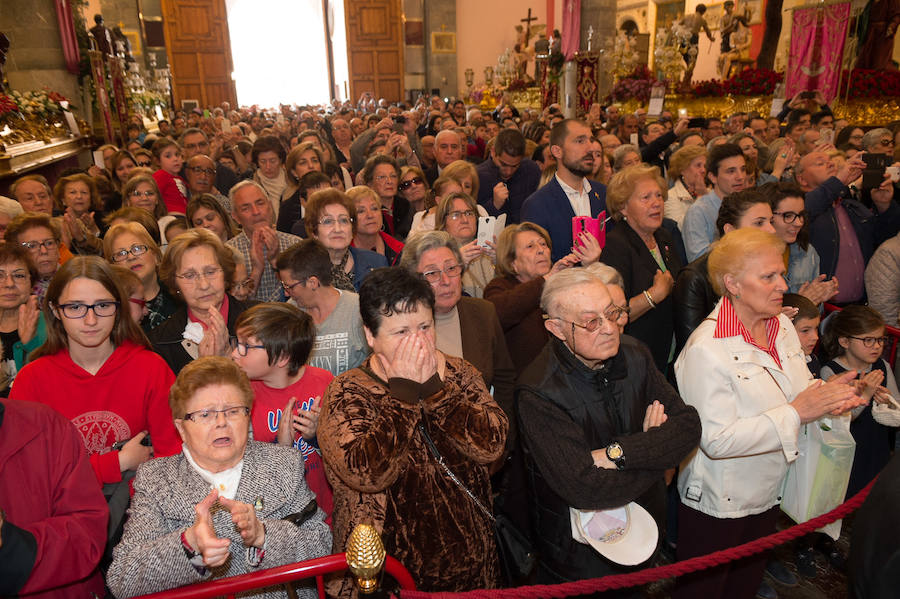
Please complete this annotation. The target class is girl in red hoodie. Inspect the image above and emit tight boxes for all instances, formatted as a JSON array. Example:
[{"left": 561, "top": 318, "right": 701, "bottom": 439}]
[
  {"left": 10, "top": 256, "right": 180, "bottom": 485},
  {"left": 151, "top": 138, "right": 189, "bottom": 214}
]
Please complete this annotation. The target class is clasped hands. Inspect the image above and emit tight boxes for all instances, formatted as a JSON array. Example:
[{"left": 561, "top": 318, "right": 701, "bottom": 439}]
[{"left": 183, "top": 488, "right": 265, "bottom": 568}]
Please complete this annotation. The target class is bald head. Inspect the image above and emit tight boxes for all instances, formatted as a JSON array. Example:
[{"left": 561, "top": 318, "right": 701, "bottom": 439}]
[{"left": 434, "top": 130, "right": 462, "bottom": 168}]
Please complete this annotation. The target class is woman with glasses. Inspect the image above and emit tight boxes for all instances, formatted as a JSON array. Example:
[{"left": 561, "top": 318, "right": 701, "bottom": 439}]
[
  {"left": 601, "top": 165, "right": 683, "bottom": 373},
  {"left": 320, "top": 267, "right": 507, "bottom": 596},
  {"left": 122, "top": 174, "right": 170, "bottom": 234},
  {"left": 149, "top": 229, "right": 252, "bottom": 375},
  {"left": 107, "top": 357, "right": 331, "bottom": 598},
  {"left": 347, "top": 186, "right": 404, "bottom": 266},
  {"left": 398, "top": 166, "right": 430, "bottom": 216},
  {"left": 362, "top": 154, "right": 413, "bottom": 241},
  {"left": 5, "top": 213, "right": 64, "bottom": 305},
  {"left": 399, "top": 231, "right": 515, "bottom": 434},
  {"left": 762, "top": 182, "right": 838, "bottom": 305},
  {"left": 435, "top": 191, "right": 495, "bottom": 298},
  {"left": 0, "top": 243, "right": 46, "bottom": 393},
  {"left": 305, "top": 189, "right": 387, "bottom": 292},
  {"left": 103, "top": 222, "right": 178, "bottom": 332},
  {"left": 9, "top": 255, "right": 181, "bottom": 486}
]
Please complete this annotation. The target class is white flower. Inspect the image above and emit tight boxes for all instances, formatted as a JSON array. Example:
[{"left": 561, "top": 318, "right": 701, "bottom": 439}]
[{"left": 182, "top": 321, "right": 204, "bottom": 344}]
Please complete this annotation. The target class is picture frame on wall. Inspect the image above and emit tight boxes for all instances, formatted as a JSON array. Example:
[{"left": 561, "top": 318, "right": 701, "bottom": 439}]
[{"left": 431, "top": 32, "right": 456, "bottom": 54}]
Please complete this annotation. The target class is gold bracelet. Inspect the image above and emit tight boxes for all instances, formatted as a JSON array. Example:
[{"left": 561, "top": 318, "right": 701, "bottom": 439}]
[{"left": 643, "top": 289, "right": 657, "bottom": 309}]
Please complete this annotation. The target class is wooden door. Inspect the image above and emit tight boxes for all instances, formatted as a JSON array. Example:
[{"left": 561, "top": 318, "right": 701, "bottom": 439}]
[
  {"left": 160, "top": 0, "right": 237, "bottom": 108},
  {"left": 344, "top": 0, "right": 404, "bottom": 102}
]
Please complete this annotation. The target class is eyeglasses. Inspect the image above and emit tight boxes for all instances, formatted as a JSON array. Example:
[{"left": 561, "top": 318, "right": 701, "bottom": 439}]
[
  {"left": 848, "top": 335, "right": 889, "bottom": 348},
  {"left": 111, "top": 244, "right": 149, "bottom": 263},
  {"left": 129, "top": 297, "right": 148, "bottom": 308},
  {"left": 421, "top": 263, "right": 464, "bottom": 283},
  {"left": 318, "top": 216, "right": 353, "bottom": 227},
  {"left": 543, "top": 308, "right": 623, "bottom": 333},
  {"left": 188, "top": 166, "right": 216, "bottom": 176},
  {"left": 230, "top": 338, "right": 266, "bottom": 356},
  {"left": 281, "top": 279, "right": 306, "bottom": 292},
  {"left": 0, "top": 270, "right": 29, "bottom": 283},
  {"left": 130, "top": 189, "right": 156, "bottom": 198},
  {"left": 399, "top": 177, "right": 424, "bottom": 190},
  {"left": 374, "top": 173, "right": 398, "bottom": 182},
  {"left": 233, "top": 277, "right": 256, "bottom": 292},
  {"left": 56, "top": 301, "right": 119, "bottom": 319},
  {"left": 183, "top": 405, "right": 250, "bottom": 424},
  {"left": 175, "top": 267, "right": 223, "bottom": 283},
  {"left": 878, "top": 139, "right": 895, "bottom": 146},
  {"left": 773, "top": 210, "right": 807, "bottom": 223},
  {"left": 21, "top": 239, "right": 58, "bottom": 252},
  {"left": 447, "top": 210, "right": 476, "bottom": 221}
]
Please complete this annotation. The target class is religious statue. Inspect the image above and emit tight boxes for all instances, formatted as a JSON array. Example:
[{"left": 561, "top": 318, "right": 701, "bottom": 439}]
[
  {"left": 719, "top": 16, "right": 752, "bottom": 78},
  {"left": 0, "top": 32, "right": 9, "bottom": 93},
  {"left": 719, "top": 1, "right": 752, "bottom": 54},
  {"left": 678, "top": 4, "right": 715, "bottom": 89},
  {"left": 111, "top": 25, "right": 135, "bottom": 63},
  {"left": 534, "top": 32, "right": 550, "bottom": 79},
  {"left": 90, "top": 14, "right": 113, "bottom": 56},
  {"left": 856, "top": 0, "right": 900, "bottom": 70},
  {"left": 512, "top": 43, "right": 533, "bottom": 82}
]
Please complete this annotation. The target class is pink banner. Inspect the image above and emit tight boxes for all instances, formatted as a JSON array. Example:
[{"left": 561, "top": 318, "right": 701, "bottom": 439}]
[
  {"left": 785, "top": 2, "right": 851, "bottom": 103},
  {"left": 561, "top": 0, "right": 581, "bottom": 60}
]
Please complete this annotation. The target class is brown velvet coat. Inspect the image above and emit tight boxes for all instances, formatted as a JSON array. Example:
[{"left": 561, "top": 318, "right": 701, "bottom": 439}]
[{"left": 319, "top": 355, "right": 508, "bottom": 597}]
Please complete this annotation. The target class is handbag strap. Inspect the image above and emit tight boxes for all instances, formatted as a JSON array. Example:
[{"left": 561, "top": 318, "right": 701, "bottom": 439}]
[{"left": 417, "top": 406, "right": 495, "bottom": 524}]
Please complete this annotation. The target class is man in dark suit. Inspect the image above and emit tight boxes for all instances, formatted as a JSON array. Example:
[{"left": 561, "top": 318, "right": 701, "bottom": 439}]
[
  {"left": 476, "top": 128, "right": 541, "bottom": 224},
  {"left": 423, "top": 129, "right": 463, "bottom": 185},
  {"left": 521, "top": 119, "right": 607, "bottom": 262}
]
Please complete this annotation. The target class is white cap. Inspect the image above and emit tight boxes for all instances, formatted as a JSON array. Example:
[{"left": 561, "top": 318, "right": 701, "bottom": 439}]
[{"left": 569, "top": 502, "right": 658, "bottom": 566}]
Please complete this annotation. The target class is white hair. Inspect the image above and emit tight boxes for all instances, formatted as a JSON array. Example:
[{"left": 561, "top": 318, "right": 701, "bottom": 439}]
[{"left": 540, "top": 268, "right": 607, "bottom": 316}]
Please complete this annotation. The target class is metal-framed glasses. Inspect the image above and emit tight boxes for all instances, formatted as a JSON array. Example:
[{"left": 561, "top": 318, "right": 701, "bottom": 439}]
[
  {"left": 56, "top": 301, "right": 119, "bottom": 319},
  {"left": 848, "top": 335, "right": 889, "bottom": 348},
  {"left": 230, "top": 338, "right": 266, "bottom": 356},
  {"left": 188, "top": 166, "right": 216, "bottom": 176},
  {"left": 421, "top": 263, "right": 463, "bottom": 283},
  {"left": 447, "top": 210, "right": 476, "bottom": 221},
  {"left": 318, "top": 216, "right": 353, "bottom": 227},
  {"left": 175, "top": 267, "right": 223, "bottom": 283},
  {"left": 0, "top": 270, "right": 29, "bottom": 283},
  {"left": 111, "top": 244, "right": 149, "bottom": 263},
  {"left": 21, "top": 239, "right": 58, "bottom": 252},
  {"left": 129, "top": 189, "right": 156, "bottom": 198},
  {"left": 773, "top": 210, "right": 807, "bottom": 224},
  {"left": 183, "top": 406, "right": 250, "bottom": 424}
]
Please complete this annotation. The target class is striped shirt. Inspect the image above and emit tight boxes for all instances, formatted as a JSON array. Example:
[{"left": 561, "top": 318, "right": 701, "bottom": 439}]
[{"left": 713, "top": 296, "right": 782, "bottom": 369}]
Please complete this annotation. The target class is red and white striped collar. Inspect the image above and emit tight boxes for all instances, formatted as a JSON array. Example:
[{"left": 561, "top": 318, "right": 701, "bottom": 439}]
[{"left": 714, "top": 296, "right": 782, "bottom": 368}]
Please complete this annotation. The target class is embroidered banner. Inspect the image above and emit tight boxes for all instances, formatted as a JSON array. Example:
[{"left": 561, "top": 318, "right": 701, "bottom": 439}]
[{"left": 785, "top": 2, "right": 851, "bottom": 103}]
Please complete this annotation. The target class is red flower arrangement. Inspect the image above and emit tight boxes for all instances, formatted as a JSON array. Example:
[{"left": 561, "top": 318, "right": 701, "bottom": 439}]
[
  {"left": 607, "top": 66, "right": 667, "bottom": 103},
  {"left": 0, "top": 93, "right": 20, "bottom": 117},
  {"left": 692, "top": 68, "right": 783, "bottom": 97},
  {"left": 841, "top": 69, "right": 900, "bottom": 98}
]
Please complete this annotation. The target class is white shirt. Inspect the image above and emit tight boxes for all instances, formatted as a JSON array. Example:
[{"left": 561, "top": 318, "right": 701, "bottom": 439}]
[
  {"left": 555, "top": 174, "right": 592, "bottom": 217},
  {"left": 183, "top": 444, "right": 245, "bottom": 500}
]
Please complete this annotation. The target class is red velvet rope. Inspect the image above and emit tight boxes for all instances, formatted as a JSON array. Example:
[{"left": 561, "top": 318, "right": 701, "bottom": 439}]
[{"left": 400, "top": 477, "right": 876, "bottom": 599}]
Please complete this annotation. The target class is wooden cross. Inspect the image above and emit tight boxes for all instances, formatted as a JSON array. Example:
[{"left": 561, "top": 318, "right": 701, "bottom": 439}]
[{"left": 521, "top": 8, "right": 537, "bottom": 47}]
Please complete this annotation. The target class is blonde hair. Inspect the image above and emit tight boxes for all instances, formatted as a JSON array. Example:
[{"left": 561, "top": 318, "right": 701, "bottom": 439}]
[
  {"left": 441, "top": 160, "right": 480, "bottom": 199},
  {"left": 103, "top": 222, "right": 162, "bottom": 265},
  {"left": 434, "top": 191, "right": 478, "bottom": 234},
  {"left": 346, "top": 185, "right": 380, "bottom": 208},
  {"left": 707, "top": 228, "right": 786, "bottom": 296},
  {"left": 495, "top": 222, "right": 552, "bottom": 279},
  {"left": 668, "top": 145, "right": 707, "bottom": 181},
  {"left": 606, "top": 164, "right": 667, "bottom": 220}
]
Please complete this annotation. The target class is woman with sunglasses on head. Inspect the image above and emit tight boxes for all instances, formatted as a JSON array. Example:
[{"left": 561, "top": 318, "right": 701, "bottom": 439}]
[
  {"left": 9, "top": 256, "right": 181, "bottom": 486},
  {"left": 103, "top": 222, "right": 178, "bottom": 333}
]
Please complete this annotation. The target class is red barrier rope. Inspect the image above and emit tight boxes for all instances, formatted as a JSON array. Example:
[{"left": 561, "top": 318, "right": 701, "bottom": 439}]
[{"left": 400, "top": 477, "right": 876, "bottom": 599}]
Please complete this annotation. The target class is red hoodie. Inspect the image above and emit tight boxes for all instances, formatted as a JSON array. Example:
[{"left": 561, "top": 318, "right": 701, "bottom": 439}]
[{"left": 10, "top": 341, "right": 180, "bottom": 484}]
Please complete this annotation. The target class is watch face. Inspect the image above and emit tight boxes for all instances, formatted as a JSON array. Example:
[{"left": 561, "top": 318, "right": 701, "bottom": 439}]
[{"left": 607, "top": 443, "right": 624, "bottom": 460}]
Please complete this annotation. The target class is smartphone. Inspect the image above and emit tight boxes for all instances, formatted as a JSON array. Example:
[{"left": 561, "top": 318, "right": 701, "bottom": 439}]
[
  {"left": 820, "top": 128, "right": 834, "bottom": 145},
  {"left": 629, "top": 133, "right": 639, "bottom": 145},
  {"left": 678, "top": 108, "right": 688, "bottom": 119},
  {"left": 862, "top": 153, "right": 892, "bottom": 190},
  {"left": 111, "top": 435, "right": 153, "bottom": 451},
  {"left": 477, "top": 216, "right": 496, "bottom": 248},
  {"left": 572, "top": 211, "right": 606, "bottom": 250},
  {"left": 221, "top": 118, "right": 231, "bottom": 133},
  {"left": 687, "top": 117, "right": 708, "bottom": 129}
]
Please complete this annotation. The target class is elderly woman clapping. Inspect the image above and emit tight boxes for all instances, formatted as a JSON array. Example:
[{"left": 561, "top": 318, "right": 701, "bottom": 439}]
[{"left": 107, "top": 356, "right": 331, "bottom": 598}]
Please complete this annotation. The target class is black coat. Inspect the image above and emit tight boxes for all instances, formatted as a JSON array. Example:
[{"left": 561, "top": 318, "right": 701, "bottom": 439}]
[
  {"left": 516, "top": 336, "right": 700, "bottom": 582},
  {"left": 149, "top": 294, "right": 253, "bottom": 375},
  {"left": 672, "top": 252, "right": 718, "bottom": 357},
  {"left": 600, "top": 221, "right": 683, "bottom": 373}
]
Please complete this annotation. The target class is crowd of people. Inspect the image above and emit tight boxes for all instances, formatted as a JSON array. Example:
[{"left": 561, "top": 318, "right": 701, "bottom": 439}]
[{"left": 1, "top": 89, "right": 900, "bottom": 599}]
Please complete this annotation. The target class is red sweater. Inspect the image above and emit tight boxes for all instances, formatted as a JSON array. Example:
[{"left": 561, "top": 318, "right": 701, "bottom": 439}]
[
  {"left": 250, "top": 366, "right": 334, "bottom": 521},
  {"left": 10, "top": 341, "right": 180, "bottom": 485},
  {"left": 152, "top": 169, "right": 189, "bottom": 214}
]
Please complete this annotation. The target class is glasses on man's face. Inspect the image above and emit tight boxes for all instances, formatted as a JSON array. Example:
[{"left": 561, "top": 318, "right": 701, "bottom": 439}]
[
  {"left": 111, "top": 244, "right": 149, "bottom": 263},
  {"left": 175, "top": 266, "right": 223, "bottom": 283},
  {"left": 182, "top": 405, "right": 250, "bottom": 424},
  {"left": 773, "top": 210, "right": 807, "bottom": 224},
  {"left": 130, "top": 190, "right": 156, "bottom": 198},
  {"left": 56, "top": 301, "right": 119, "bottom": 319},
  {"left": 318, "top": 216, "right": 353, "bottom": 228},
  {"left": 447, "top": 210, "right": 476, "bottom": 221},
  {"left": 421, "top": 263, "right": 463, "bottom": 283},
  {"left": 281, "top": 279, "right": 306, "bottom": 293},
  {"left": 878, "top": 139, "right": 895, "bottom": 147},
  {"left": 399, "top": 177, "right": 424, "bottom": 190},
  {"left": 848, "top": 335, "right": 889, "bottom": 348},
  {"left": 188, "top": 166, "right": 216, "bottom": 176},
  {"left": 230, "top": 337, "right": 266, "bottom": 356},
  {"left": 543, "top": 306, "right": 625, "bottom": 333},
  {"left": 21, "top": 238, "right": 58, "bottom": 252}
]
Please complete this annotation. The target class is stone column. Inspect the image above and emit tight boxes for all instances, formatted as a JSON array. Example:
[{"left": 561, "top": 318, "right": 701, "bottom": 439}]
[
  {"left": 424, "top": 0, "right": 457, "bottom": 99},
  {"left": 404, "top": 0, "right": 426, "bottom": 101},
  {"left": 579, "top": 0, "right": 616, "bottom": 98}
]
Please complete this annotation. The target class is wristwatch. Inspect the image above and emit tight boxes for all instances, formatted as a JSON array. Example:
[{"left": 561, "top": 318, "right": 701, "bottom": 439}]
[{"left": 606, "top": 442, "right": 625, "bottom": 470}]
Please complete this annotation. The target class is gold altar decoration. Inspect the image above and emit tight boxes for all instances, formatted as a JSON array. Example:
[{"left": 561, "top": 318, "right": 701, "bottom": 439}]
[
  {"left": 346, "top": 523, "right": 386, "bottom": 594},
  {"left": 509, "top": 87, "right": 543, "bottom": 110}
]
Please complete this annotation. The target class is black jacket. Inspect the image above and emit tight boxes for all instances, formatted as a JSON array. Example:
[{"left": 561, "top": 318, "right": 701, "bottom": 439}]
[
  {"left": 516, "top": 337, "right": 700, "bottom": 582},
  {"left": 149, "top": 294, "right": 253, "bottom": 375},
  {"left": 672, "top": 252, "right": 718, "bottom": 356}
]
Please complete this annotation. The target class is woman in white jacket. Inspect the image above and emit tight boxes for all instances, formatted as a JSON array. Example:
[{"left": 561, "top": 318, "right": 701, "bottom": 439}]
[{"left": 672, "top": 228, "right": 861, "bottom": 599}]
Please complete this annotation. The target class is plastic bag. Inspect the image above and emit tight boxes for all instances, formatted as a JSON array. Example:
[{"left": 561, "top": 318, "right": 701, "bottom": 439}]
[{"left": 781, "top": 415, "right": 856, "bottom": 540}]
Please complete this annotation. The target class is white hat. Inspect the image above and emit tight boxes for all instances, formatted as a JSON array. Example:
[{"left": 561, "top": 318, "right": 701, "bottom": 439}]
[{"left": 569, "top": 502, "right": 658, "bottom": 566}]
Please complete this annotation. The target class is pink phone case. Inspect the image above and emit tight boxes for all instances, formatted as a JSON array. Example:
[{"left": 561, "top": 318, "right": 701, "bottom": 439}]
[{"left": 572, "top": 211, "right": 606, "bottom": 249}]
